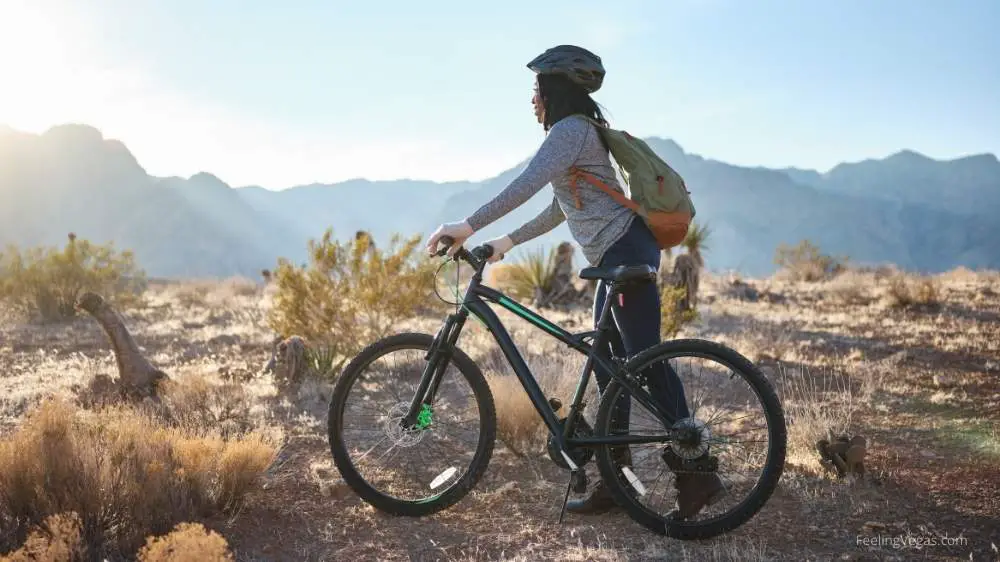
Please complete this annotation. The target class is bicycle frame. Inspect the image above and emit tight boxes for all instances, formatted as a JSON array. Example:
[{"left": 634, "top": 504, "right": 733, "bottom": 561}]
[{"left": 405, "top": 257, "right": 681, "bottom": 469}]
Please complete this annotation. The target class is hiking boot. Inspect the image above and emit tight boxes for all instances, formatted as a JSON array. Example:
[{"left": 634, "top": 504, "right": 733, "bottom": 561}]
[
  {"left": 565, "top": 479, "right": 618, "bottom": 514},
  {"left": 671, "top": 470, "right": 727, "bottom": 519},
  {"left": 565, "top": 446, "right": 632, "bottom": 515},
  {"left": 662, "top": 446, "right": 727, "bottom": 520}
]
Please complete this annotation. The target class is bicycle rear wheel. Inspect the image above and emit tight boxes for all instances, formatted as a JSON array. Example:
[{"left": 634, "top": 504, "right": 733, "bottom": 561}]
[
  {"left": 593, "top": 339, "right": 786, "bottom": 539},
  {"left": 327, "top": 332, "right": 496, "bottom": 516}
]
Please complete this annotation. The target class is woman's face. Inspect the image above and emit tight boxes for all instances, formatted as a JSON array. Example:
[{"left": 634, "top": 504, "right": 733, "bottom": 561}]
[{"left": 532, "top": 81, "right": 545, "bottom": 124}]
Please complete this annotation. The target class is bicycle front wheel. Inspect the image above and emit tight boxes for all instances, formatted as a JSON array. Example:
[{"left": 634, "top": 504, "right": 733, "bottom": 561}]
[
  {"left": 327, "top": 332, "right": 496, "bottom": 516},
  {"left": 593, "top": 338, "right": 786, "bottom": 540}
]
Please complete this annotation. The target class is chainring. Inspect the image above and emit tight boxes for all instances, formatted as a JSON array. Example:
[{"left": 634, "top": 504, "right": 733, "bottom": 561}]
[{"left": 547, "top": 415, "right": 595, "bottom": 470}]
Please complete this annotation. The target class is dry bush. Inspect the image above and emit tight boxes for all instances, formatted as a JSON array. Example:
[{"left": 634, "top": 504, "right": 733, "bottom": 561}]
[
  {"left": 774, "top": 239, "right": 847, "bottom": 283},
  {"left": 0, "top": 398, "right": 278, "bottom": 559},
  {"left": 485, "top": 356, "right": 583, "bottom": 457},
  {"left": 155, "top": 374, "right": 256, "bottom": 435},
  {"left": 822, "top": 268, "right": 874, "bottom": 305},
  {"left": 0, "top": 512, "right": 85, "bottom": 562},
  {"left": 267, "top": 229, "right": 439, "bottom": 376},
  {"left": 0, "top": 233, "right": 145, "bottom": 323},
  {"left": 884, "top": 274, "right": 940, "bottom": 309},
  {"left": 137, "top": 522, "right": 233, "bottom": 562}
]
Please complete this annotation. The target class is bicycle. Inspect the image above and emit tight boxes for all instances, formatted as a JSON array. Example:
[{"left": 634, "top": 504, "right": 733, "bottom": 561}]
[{"left": 326, "top": 236, "right": 786, "bottom": 540}]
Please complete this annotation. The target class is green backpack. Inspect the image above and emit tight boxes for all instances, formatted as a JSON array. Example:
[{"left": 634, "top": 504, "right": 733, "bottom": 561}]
[{"left": 569, "top": 114, "right": 696, "bottom": 249}]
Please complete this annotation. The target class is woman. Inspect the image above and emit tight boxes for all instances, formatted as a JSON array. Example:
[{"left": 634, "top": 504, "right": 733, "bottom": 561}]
[{"left": 425, "top": 45, "right": 725, "bottom": 519}]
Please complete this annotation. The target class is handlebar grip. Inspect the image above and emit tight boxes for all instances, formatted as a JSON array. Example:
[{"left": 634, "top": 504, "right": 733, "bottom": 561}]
[{"left": 435, "top": 235, "right": 456, "bottom": 257}]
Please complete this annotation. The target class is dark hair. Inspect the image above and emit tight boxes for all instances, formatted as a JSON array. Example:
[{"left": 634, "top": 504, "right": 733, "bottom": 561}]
[{"left": 536, "top": 73, "right": 608, "bottom": 132}]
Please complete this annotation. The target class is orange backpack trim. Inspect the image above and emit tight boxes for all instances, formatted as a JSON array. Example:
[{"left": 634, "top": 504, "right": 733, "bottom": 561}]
[{"left": 568, "top": 167, "right": 691, "bottom": 249}]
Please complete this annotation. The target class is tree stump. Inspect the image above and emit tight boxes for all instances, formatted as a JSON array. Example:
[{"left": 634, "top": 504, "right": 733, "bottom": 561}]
[{"left": 76, "top": 292, "right": 169, "bottom": 399}]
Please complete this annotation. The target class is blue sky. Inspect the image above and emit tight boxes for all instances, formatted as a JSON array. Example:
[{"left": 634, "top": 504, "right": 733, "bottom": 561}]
[{"left": 1, "top": 0, "right": 997, "bottom": 189}]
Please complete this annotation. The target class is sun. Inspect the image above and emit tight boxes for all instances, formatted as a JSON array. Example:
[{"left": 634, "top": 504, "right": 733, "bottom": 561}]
[{"left": 0, "top": 0, "right": 91, "bottom": 133}]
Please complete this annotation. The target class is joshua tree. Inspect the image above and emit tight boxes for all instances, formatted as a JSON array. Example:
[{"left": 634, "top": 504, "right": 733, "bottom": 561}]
[{"left": 669, "top": 221, "right": 711, "bottom": 313}]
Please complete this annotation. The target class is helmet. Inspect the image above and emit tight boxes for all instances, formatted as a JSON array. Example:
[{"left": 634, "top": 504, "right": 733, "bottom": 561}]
[{"left": 527, "top": 45, "right": 605, "bottom": 93}]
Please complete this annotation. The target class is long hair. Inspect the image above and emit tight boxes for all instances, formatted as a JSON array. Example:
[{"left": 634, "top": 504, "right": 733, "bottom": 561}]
[{"left": 537, "top": 73, "right": 608, "bottom": 132}]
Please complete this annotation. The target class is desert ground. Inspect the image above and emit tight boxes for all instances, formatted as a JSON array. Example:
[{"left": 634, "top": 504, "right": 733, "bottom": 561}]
[{"left": 1, "top": 265, "right": 998, "bottom": 561}]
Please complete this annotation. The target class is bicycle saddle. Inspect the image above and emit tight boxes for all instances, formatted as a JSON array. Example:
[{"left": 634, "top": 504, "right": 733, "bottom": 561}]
[{"left": 579, "top": 264, "right": 656, "bottom": 283}]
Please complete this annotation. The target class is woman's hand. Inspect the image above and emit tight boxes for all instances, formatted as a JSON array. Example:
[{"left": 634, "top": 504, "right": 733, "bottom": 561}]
[
  {"left": 425, "top": 221, "right": 474, "bottom": 257},
  {"left": 483, "top": 235, "right": 514, "bottom": 263}
]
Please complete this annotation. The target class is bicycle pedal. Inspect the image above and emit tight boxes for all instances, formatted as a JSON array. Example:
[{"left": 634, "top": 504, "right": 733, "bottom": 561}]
[{"left": 570, "top": 469, "right": 588, "bottom": 494}]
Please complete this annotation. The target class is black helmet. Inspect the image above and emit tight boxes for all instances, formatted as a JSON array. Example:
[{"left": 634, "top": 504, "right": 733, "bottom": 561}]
[{"left": 527, "top": 45, "right": 605, "bottom": 93}]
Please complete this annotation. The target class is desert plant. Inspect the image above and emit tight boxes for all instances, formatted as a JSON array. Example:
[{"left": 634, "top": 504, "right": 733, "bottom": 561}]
[
  {"left": 0, "top": 398, "right": 277, "bottom": 558},
  {"left": 488, "top": 245, "right": 559, "bottom": 303},
  {"left": 681, "top": 221, "right": 711, "bottom": 268},
  {"left": 661, "top": 284, "right": 699, "bottom": 339},
  {"left": 267, "top": 229, "right": 438, "bottom": 375},
  {"left": 774, "top": 240, "right": 847, "bottom": 282},
  {"left": 0, "top": 512, "right": 86, "bottom": 562},
  {"left": 137, "top": 522, "right": 234, "bottom": 562},
  {"left": 884, "top": 274, "right": 940, "bottom": 309},
  {"left": 0, "top": 233, "right": 145, "bottom": 322}
]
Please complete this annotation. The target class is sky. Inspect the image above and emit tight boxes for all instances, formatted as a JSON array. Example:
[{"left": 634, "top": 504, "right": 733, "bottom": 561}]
[{"left": 1, "top": 0, "right": 997, "bottom": 189}]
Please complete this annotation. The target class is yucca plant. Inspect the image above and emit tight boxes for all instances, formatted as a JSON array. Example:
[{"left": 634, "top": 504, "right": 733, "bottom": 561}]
[
  {"left": 682, "top": 221, "right": 711, "bottom": 268},
  {"left": 495, "top": 246, "right": 559, "bottom": 304}
]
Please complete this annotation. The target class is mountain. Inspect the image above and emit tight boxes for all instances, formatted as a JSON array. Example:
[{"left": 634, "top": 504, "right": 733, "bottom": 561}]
[{"left": 1, "top": 123, "right": 997, "bottom": 278}]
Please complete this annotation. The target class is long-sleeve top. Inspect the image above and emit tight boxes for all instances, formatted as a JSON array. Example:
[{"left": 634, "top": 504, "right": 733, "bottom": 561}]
[{"left": 464, "top": 115, "right": 636, "bottom": 266}]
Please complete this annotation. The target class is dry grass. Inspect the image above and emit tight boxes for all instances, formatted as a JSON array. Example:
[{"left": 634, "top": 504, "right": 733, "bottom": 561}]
[
  {"left": 485, "top": 357, "right": 582, "bottom": 458},
  {"left": 774, "top": 364, "right": 866, "bottom": 471},
  {"left": 884, "top": 273, "right": 940, "bottom": 309},
  {"left": 822, "top": 268, "right": 874, "bottom": 305},
  {"left": 0, "top": 397, "right": 279, "bottom": 559}
]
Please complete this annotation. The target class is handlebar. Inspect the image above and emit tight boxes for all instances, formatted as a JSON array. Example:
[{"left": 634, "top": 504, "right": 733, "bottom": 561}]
[{"left": 434, "top": 235, "right": 495, "bottom": 272}]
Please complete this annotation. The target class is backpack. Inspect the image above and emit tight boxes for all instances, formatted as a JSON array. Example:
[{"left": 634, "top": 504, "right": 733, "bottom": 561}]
[{"left": 567, "top": 114, "right": 696, "bottom": 249}]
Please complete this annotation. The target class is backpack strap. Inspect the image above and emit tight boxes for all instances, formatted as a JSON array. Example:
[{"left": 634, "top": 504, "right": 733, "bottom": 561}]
[{"left": 568, "top": 167, "right": 642, "bottom": 214}]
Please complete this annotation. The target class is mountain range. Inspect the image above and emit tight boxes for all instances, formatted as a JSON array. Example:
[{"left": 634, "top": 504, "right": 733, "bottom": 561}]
[{"left": 1, "top": 123, "right": 998, "bottom": 279}]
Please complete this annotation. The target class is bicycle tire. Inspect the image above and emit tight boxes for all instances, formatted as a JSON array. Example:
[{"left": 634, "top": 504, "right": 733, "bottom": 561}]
[
  {"left": 327, "top": 332, "right": 497, "bottom": 516},
  {"left": 593, "top": 338, "right": 787, "bottom": 539}
]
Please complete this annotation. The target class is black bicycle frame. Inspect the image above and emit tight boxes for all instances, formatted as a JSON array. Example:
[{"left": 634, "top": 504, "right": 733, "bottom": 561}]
[{"left": 407, "top": 266, "right": 679, "bottom": 467}]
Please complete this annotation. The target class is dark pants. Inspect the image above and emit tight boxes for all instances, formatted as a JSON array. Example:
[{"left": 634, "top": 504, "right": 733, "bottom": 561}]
[{"left": 592, "top": 217, "right": 691, "bottom": 434}]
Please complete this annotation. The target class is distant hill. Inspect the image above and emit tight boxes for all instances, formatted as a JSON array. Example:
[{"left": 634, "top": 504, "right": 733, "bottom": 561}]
[{"left": 1, "top": 123, "right": 997, "bottom": 278}]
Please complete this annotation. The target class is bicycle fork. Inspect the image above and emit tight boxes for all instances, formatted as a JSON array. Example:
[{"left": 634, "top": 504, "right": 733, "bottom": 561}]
[{"left": 401, "top": 309, "right": 468, "bottom": 428}]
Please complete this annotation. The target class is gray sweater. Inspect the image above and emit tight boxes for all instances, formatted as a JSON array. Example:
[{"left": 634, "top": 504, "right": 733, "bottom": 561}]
[{"left": 465, "top": 116, "right": 636, "bottom": 266}]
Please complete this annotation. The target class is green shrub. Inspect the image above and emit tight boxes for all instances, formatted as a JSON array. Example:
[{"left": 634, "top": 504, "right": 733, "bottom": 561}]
[
  {"left": 487, "top": 246, "right": 558, "bottom": 302},
  {"left": 661, "top": 285, "right": 698, "bottom": 339},
  {"left": 0, "top": 233, "right": 145, "bottom": 322},
  {"left": 267, "top": 229, "right": 439, "bottom": 374}
]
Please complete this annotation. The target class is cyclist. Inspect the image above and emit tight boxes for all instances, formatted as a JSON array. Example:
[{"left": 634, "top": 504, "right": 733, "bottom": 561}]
[{"left": 425, "top": 45, "right": 725, "bottom": 519}]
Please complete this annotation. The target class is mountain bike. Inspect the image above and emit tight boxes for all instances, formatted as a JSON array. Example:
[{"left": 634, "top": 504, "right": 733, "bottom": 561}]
[{"left": 326, "top": 236, "right": 786, "bottom": 539}]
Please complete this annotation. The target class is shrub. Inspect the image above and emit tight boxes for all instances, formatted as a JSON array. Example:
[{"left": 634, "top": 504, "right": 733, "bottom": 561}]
[
  {"left": 0, "top": 398, "right": 277, "bottom": 559},
  {"left": 661, "top": 285, "right": 698, "bottom": 339},
  {"left": 267, "top": 229, "right": 439, "bottom": 376},
  {"left": 774, "top": 239, "right": 847, "bottom": 282},
  {"left": 487, "top": 245, "right": 558, "bottom": 302},
  {"left": 0, "top": 233, "right": 145, "bottom": 323},
  {"left": 137, "top": 523, "right": 234, "bottom": 562},
  {"left": 884, "top": 274, "right": 940, "bottom": 309}
]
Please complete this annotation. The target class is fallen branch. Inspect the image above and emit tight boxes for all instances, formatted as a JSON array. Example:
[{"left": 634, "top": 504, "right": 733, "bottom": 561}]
[{"left": 76, "top": 292, "right": 169, "bottom": 398}]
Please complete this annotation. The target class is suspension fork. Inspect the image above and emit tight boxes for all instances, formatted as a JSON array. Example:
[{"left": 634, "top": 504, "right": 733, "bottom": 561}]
[{"left": 402, "top": 306, "right": 470, "bottom": 426}]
